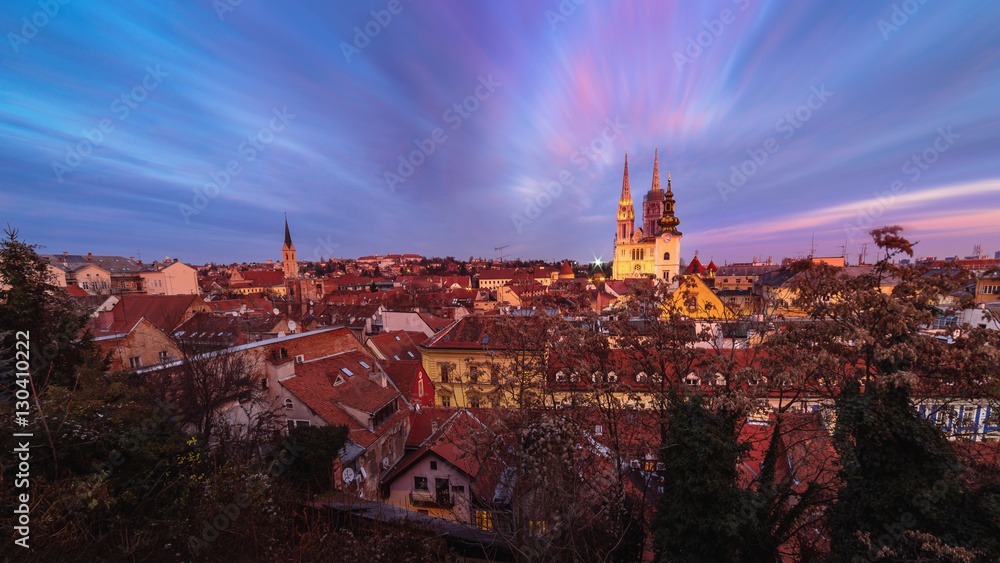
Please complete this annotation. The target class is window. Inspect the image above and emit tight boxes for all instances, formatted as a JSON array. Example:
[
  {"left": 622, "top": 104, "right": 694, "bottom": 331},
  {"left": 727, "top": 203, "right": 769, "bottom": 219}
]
[
  {"left": 128, "top": 356, "right": 141, "bottom": 369},
  {"left": 663, "top": 252, "right": 670, "bottom": 260},
  {"left": 294, "top": 354, "right": 305, "bottom": 364},
  {"left": 284, "top": 398, "right": 294, "bottom": 410},
  {"left": 451, "top": 485, "right": 465, "bottom": 493},
  {"left": 359, "top": 360, "right": 371, "bottom": 369},
  {"left": 341, "top": 367, "right": 354, "bottom": 376},
  {"left": 555, "top": 371, "right": 566, "bottom": 383},
  {"left": 686, "top": 296, "right": 698, "bottom": 312},
  {"left": 286, "top": 419, "right": 309, "bottom": 430},
  {"left": 158, "top": 350, "right": 169, "bottom": 363},
  {"left": 468, "top": 366, "right": 480, "bottom": 383},
  {"left": 439, "top": 363, "right": 452, "bottom": 383},
  {"left": 430, "top": 461, "right": 438, "bottom": 470},
  {"left": 441, "top": 395, "right": 451, "bottom": 407},
  {"left": 81, "top": 281, "right": 89, "bottom": 290},
  {"left": 414, "top": 476, "right": 428, "bottom": 491},
  {"left": 474, "top": 510, "right": 494, "bottom": 531}
]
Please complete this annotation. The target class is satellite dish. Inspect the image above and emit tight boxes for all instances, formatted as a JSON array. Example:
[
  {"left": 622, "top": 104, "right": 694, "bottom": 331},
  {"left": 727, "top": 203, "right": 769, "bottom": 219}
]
[
  {"left": 381, "top": 457, "right": 390, "bottom": 470},
  {"left": 342, "top": 467, "right": 355, "bottom": 482},
  {"left": 273, "top": 308, "right": 280, "bottom": 315},
  {"left": 309, "top": 300, "right": 314, "bottom": 306},
  {"left": 287, "top": 320, "right": 297, "bottom": 331}
]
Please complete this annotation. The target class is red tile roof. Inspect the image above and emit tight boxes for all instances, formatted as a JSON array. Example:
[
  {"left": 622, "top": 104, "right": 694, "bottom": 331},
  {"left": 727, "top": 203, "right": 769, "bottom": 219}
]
[
  {"left": 367, "top": 330, "right": 426, "bottom": 361},
  {"left": 281, "top": 351, "right": 404, "bottom": 448},
  {"left": 242, "top": 269, "right": 285, "bottom": 287},
  {"left": 100, "top": 294, "right": 209, "bottom": 333}
]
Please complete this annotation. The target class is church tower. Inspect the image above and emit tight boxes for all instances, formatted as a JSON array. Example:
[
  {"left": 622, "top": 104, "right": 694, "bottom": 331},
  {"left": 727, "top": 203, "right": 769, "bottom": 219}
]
[
  {"left": 653, "top": 172, "right": 682, "bottom": 283},
  {"left": 616, "top": 153, "right": 635, "bottom": 244},
  {"left": 282, "top": 214, "right": 299, "bottom": 280},
  {"left": 642, "top": 147, "right": 664, "bottom": 236}
]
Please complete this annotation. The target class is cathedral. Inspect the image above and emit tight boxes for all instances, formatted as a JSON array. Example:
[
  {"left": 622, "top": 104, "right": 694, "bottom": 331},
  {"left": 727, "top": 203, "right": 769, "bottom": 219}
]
[{"left": 611, "top": 149, "right": 683, "bottom": 283}]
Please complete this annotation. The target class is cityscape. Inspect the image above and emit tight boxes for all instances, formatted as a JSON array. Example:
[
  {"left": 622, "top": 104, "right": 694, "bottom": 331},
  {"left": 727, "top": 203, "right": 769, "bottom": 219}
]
[{"left": 2, "top": 1, "right": 1000, "bottom": 561}]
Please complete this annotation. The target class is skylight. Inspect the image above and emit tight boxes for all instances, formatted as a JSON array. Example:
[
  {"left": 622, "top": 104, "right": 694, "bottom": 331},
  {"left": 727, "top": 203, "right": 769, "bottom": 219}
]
[
  {"left": 341, "top": 367, "right": 354, "bottom": 376},
  {"left": 359, "top": 361, "right": 371, "bottom": 369}
]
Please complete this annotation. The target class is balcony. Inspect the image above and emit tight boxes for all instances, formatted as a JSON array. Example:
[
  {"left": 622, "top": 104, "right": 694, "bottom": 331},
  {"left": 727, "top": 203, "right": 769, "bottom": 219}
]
[{"left": 410, "top": 490, "right": 453, "bottom": 508}]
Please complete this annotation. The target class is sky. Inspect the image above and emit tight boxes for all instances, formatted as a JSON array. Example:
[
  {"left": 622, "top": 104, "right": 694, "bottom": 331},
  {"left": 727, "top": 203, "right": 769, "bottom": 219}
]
[{"left": 2, "top": 0, "right": 999, "bottom": 267}]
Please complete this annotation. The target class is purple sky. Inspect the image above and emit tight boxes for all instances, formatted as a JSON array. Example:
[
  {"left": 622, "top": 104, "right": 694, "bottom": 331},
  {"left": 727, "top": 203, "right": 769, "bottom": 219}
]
[{"left": 2, "top": 1, "right": 999, "bottom": 266}]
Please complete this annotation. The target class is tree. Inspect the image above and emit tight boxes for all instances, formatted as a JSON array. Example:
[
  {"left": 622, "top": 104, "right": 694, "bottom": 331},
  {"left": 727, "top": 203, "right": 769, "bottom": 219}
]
[
  {"left": 0, "top": 226, "right": 107, "bottom": 394},
  {"left": 761, "top": 226, "right": 1000, "bottom": 560},
  {"left": 276, "top": 423, "right": 349, "bottom": 494},
  {"left": 147, "top": 342, "right": 280, "bottom": 459},
  {"left": 654, "top": 393, "right": 749, "bottom": 561}
]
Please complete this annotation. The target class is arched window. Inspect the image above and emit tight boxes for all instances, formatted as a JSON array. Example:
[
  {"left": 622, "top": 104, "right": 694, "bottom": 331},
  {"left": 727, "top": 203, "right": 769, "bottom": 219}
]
[
  {"left": 284, "top": 398, "right": 293, "bottom": 410},
  {"left": 664, "top": 252, "right": 670, "bottom": 260}
]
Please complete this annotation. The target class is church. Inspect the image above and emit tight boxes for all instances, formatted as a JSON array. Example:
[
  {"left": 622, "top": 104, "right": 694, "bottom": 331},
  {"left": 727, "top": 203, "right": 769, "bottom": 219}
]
[{"left": 611, "top": 149, "right": 683, "bottom": 283}]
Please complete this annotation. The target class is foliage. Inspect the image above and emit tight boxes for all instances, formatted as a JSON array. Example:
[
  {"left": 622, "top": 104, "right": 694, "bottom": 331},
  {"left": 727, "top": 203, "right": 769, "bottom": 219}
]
[{"left": 0, "top": 225, "right": 107, "bottom": 394}]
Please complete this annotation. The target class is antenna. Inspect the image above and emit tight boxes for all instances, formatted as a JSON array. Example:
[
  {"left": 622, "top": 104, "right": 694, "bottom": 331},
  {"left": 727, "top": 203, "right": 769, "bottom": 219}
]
[
  {"left": 495, "top": 245, "right": 510, "bottom": 262},
  {"left": 810, "top": 232, "right": 816, "bottom": 257}
]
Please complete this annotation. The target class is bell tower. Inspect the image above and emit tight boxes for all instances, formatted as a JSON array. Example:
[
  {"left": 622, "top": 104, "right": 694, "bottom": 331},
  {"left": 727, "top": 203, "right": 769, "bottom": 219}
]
[
  {"left": 642, "top": 147, "right": 664, "bottom": 236},
  {"left": 282, "top": 214, "right": 299, "bottom": 280},
  {"left": 653, "top": 172, "right": 682, "bottom": 284},
  {"left": 615, "top": 153, "right": 635, "bottom": 244}
]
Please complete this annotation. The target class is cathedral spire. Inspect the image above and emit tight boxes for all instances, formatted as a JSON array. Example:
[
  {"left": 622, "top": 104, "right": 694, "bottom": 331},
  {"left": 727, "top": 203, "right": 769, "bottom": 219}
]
[
  {"left": 650, "top": 147, "right": 661, "bottom": 192},
  {"left": 619, "top": 152, "right": 632, "bottom": 203},
  {"left": 283, "top": 213, "right": 293, "bottom": 249},
  {"left": 616, "top": 153, "right": 635, "bottom": 243}
]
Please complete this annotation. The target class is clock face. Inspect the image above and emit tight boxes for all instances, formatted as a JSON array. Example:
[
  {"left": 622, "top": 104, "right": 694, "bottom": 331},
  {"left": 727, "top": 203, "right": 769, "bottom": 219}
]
[{"left": 661, "top": 233, "right": 672, "bottom": 242}]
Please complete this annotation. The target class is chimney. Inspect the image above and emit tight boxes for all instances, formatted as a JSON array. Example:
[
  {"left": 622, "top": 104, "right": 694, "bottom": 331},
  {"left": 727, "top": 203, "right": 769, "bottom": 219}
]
[
  {"left": 62, "top": 251, "right": 68, "bottom": 261},
  {"left": 173, "top": 258, "right": 179, "bottom": 263},
  {"left": 87, "top": 252, "right": 93, "bottom": 263}
]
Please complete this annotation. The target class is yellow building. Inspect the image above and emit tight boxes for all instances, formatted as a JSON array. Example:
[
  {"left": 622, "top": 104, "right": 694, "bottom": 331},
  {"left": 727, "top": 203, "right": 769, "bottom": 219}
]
[{"left": 419, "top": 316, "right": 546, "bottom": 408}]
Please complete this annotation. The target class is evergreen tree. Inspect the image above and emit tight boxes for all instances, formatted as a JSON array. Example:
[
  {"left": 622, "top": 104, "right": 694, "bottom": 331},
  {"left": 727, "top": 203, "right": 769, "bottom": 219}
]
[
  {"left": 0, "top": 226, "right": 106, "bottom": 395},
  {"left": 654, "top": 393, "right": 750, "bottom": 562}
]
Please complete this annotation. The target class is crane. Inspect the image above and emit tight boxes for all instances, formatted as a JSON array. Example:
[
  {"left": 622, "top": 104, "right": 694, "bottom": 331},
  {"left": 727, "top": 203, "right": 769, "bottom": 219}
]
[{"left": 495, "top": 245, "right": 510, "bottom": 263}]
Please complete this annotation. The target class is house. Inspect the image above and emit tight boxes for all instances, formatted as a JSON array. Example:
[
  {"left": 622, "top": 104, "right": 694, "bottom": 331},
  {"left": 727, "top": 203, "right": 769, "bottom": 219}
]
[
  {"left": 365, "top": 330, "right": 428, "bottom": 362},
  {"left": 381, "top": 409, "right": 499, "bottom": 523},
  {"left": 41, "top": 253, "right": 147, "bottom": 294},
  {"left": 139, "top": 259, "right": 200, "bottom": 295},
  {"left": 94, "top": 316, "right": 182, "bottom": 371},
  {"left": 277, "top": 350, "right": 411, "bottom": 498},
  {"left": 383, "top": 360, "right": 436, "bottom": 409}
]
